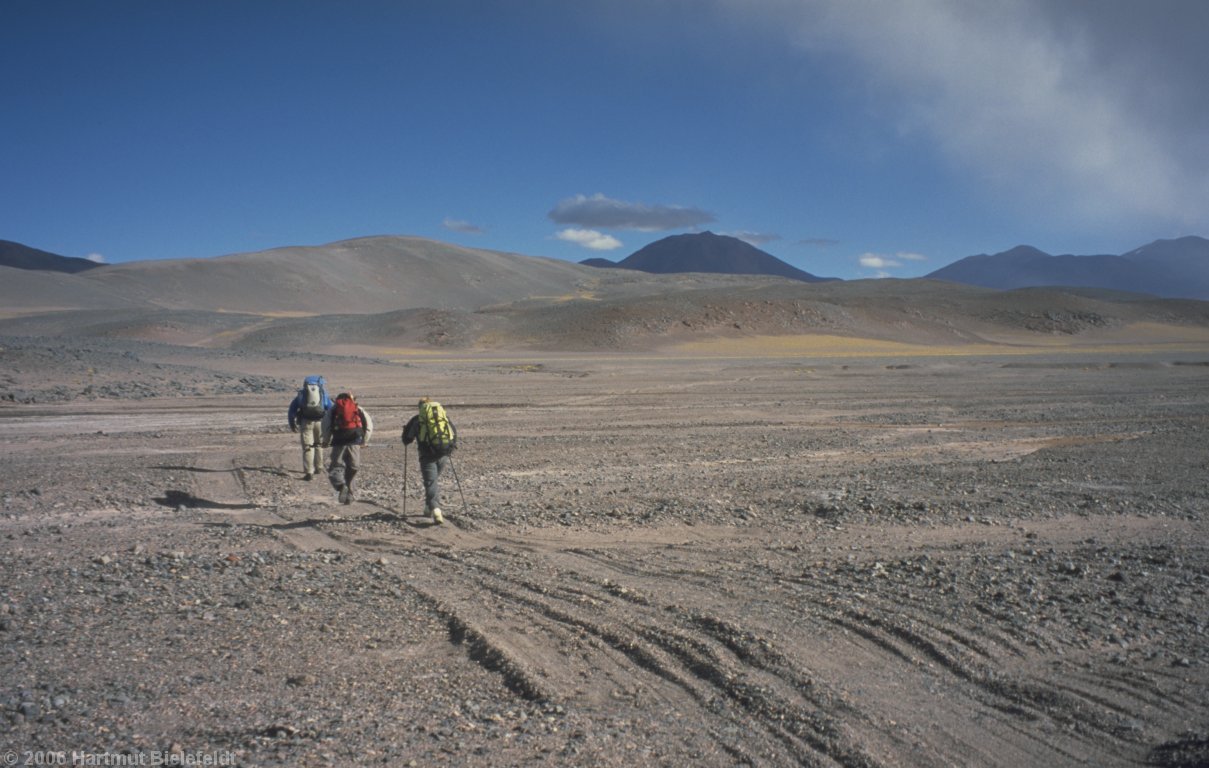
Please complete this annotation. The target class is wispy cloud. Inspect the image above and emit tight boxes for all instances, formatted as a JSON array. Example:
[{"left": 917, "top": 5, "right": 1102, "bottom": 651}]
[
  {"left": 442, "top": 217, "right": 484, "bottom": 234},
  {"left": 859, "top": 251, "right": 927, "bottom": 275},
  {"left": 720, "top": 0, "right": 1209, "bottom": 234},
  {"left": 85, "top": 252, "right": 107, "bottom": 263},
  {"left": 798, "top": 238, "right": 840, "bottom": 248},
  {"left": 859, "top": 254, "right": 900, "bottom": 270},
  {"left": 549, "top": 193, "right": 715, "bottom": 232},
  {"left": 725, "top": 230, "right": 781, "bottom": 246},
  {"left": 555, "top": 228, "right": 624, "bottom": 251}
]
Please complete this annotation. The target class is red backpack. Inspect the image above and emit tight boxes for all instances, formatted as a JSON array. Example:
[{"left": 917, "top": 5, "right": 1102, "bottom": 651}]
[{"left": 331, "top": 396, "right": 363, "bottom": 431}]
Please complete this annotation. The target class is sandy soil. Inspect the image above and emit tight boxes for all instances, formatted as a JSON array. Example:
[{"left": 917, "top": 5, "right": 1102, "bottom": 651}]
[{"left": 2, "top": 343, "right": 1207, "bottom": 767}]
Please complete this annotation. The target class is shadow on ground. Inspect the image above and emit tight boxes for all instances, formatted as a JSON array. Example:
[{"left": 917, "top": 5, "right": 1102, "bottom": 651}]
[{"left": 154, "top": 489, "right": 257, "bottom": 510}]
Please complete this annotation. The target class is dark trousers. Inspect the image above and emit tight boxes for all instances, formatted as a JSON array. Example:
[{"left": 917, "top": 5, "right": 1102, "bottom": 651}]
[
  {"left": 420, "top": 455, "right": 450, "bottom": 511},
  {"left": 328, "top": 443, "right": 360, "bottom": 489}
]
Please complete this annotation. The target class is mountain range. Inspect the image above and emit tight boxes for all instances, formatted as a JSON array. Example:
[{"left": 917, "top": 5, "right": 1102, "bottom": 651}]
[
  {"left": 2, "top": 234, "right": 1207, "bottom": 354},
  {"left": 925, "top": 236, "right": 1209, "bottom": 300},
  {"left": 5, "top": 232, "right": 1207, "bottom": 301}
]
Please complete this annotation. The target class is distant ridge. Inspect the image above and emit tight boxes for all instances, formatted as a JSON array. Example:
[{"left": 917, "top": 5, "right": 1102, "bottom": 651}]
[
  {"left": 926, "top": 236, "right": 1209, "bottom": 300},
  {"left": 0, "top": 240, "right": 104, "bottom": 273},
  {"left": 582, "top": 231, "right": 835, "bottom": 283},
  {"left": 578, "top": 257, "right": 618, "bottom": 269}
]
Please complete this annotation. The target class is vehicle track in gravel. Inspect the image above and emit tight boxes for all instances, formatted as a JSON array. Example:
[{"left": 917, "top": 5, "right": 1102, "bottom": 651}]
[{"left": 187, "top": 443, "right": 1205, "bottom": 768}]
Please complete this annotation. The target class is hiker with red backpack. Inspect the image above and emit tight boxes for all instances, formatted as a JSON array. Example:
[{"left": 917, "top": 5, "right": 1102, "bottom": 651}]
[
  {"left": 321, "top": 391, "right": 374, "bottom": 504},
  {"left": 287, "top": 375, "right": 333, "bottom": 481},
  {"left": 401, "top": 397, "right": 457, "bottom": 524}
]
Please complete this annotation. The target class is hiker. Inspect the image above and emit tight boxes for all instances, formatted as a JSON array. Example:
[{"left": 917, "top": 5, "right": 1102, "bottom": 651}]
[
  {"left": 321, "top": 391, "right": 373, "bottom": 504},
  {"left": 401, "top": 397, "right": 457, "bottom": 524},
  {"left": 287, "top": 375, "right": 333, "bottom": 480}
]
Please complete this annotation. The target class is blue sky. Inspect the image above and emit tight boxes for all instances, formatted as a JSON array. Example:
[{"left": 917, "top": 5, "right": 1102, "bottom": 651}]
[{"left": 3, "top": 0, "right": 1207, "bottom": 280}]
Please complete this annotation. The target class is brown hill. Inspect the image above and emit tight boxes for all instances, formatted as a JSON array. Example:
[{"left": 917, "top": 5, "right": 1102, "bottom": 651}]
[
  {"left": 0, "top": 265, "right": 152, "bottom": 316},
  {"left": 2, "top": 236, "right": 672, "bottom": 317},
  {"left": 74, "top": 236, "right": 602, "bottom": 314}
]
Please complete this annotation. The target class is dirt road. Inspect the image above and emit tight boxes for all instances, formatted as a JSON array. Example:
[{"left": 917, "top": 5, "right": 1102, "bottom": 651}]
[{"left": 2, "top": 350, "right": 1207, "bottom": 766}]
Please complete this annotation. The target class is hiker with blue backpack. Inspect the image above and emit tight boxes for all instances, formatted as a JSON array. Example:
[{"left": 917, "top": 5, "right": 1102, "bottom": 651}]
[
  {"left": 401, "top": 397, "right": 458, "bottom": 524},
  {"left": 287, "top": 375, "right": 333, "bottom": 481}
]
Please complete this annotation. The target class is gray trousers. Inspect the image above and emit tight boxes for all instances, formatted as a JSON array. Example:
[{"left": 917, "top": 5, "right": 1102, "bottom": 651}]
[
  {"left": 420, "top": 455, "right": 450, "bottom": 511},
  {"left": 328, "top": 443, "right": 360, "bottom": 490},
  {"left": 299, "top": 420, "right": 324, "bottom": 475}
]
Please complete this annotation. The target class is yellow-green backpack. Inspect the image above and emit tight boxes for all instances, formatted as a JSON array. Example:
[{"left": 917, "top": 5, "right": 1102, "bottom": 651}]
[{"left": 418, "top": 400, "right": 457, "bottom": 455}]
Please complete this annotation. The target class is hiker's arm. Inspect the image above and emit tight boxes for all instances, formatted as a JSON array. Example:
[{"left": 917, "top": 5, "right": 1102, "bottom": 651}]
[
  {"left": 401, "top": 415, "right": 418, "bottom": 444},
  {"left": 361, "top": 409, "right": 373, "bottom": 445},
  {"left": 319, "top": 411, "right": 333, "bottom": 446}
]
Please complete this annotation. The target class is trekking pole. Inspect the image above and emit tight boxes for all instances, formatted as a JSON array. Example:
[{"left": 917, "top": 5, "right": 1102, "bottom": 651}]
[
  {"left": 448, "top": 455, "right": 468, "bottom": 512},
  {"left": 402, "top": 442, "right": 409, "bottom": 517}
]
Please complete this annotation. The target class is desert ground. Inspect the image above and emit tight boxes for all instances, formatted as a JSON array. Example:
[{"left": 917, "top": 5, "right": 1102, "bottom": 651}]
[{"left": 2, "top": 336, "right": 1207, "bottom": 767}]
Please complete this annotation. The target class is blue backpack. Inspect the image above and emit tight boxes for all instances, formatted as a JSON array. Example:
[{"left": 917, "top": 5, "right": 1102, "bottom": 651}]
[{"left": 300, "top": 376, "right": 328, "bottom": 420}]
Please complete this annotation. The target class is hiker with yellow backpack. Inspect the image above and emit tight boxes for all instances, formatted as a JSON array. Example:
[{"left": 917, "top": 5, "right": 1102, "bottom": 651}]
[{"left": 401, "top": 397, "right": 458, "bottom": 524}]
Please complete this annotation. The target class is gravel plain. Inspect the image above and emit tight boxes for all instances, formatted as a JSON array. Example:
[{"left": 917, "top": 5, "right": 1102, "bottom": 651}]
[{"left": 2, "top": 340, "right": 1207, "bottom": 767}]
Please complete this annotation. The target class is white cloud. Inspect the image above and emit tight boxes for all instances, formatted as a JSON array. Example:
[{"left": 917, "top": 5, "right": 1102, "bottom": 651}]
[
  {"left": 859, "top": 250, "right": 927, "bottom": 274},
  {"left": 555, "top": 228, "right": 624, "bottom": 251},
  {"left": 859, "top": 254, "right": 900, "bottom": 270},
  {"left": 549, "top": 193, "right": 715, "bottom": 231},
  {"left": 85, "top": 253, "right": 107, "bottom": 263},
  {"left": 442, "top": 217, "right": 483, "bottom": 234},
  {"left": 718, "top": 0, "right": 1209, "bottom": 233}
]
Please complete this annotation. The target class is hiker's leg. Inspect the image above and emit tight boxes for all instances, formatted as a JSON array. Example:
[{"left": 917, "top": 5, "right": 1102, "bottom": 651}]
[
  {"left": 328, "top": 444, "right": 348, "bottom": 489},
  {"left": 420, "top": 457, "right": 443, "bottom": 510},
  {"left": 420, "top": 457, "right": 440, "bottom": 510},
  {"left": 299, "top": 423, "right": 314, "bottom": 473},
  {"left": 300, "top": 421, "right": 320, "bottom": 475},
  {"left": 308, "top": 421, "right": 324, "bottom": 474},
  {"left": 345, "top": 444, "right": 360, "bottom": 487}
]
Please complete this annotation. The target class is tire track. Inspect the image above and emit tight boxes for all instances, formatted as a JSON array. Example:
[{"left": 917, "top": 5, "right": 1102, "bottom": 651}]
[
  {"left": 192, "top": 446, "right": 1201, "bottom": 767},
  {"left": 403, "top": 545, "right": 886, "bottom": 766},
  {"left": 511, "top": 539, "right": 1170, "bottom": 766}
]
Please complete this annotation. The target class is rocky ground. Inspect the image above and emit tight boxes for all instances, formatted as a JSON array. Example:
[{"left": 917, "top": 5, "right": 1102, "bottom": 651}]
[{"left": 1, "top": 342, "right": 1207, "bottom": 767}]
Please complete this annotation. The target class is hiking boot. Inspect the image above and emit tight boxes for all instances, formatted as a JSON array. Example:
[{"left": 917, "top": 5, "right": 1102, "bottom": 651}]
[
  {"left": 344, "top": 482, "right": 355, "bottom": 504},
  {"left": 431, "top": 508, "right": 444, "bottom": 524},
  {"left": 303, "top": 473, "right": 313, "bottom": 481},
  {"left": 337, "top": 484, "right": 350, "bottom": 504}
]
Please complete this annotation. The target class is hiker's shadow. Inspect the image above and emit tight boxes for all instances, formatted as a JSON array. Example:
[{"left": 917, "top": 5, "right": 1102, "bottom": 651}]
[
  {"left": 368, "top": 500, "right": 451, "bottom": 529},
  {"left": 264, "top": 501, "right": 438, "bottom": 531},
  {"left": 238, "top": 465, "right": 292, "bottom": 478},
  {"left": 153, "top": 464, "right": 291, "bottom": 479},
  {"left": 155, "top": 489, "right": 257, "bottom": 510}
]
